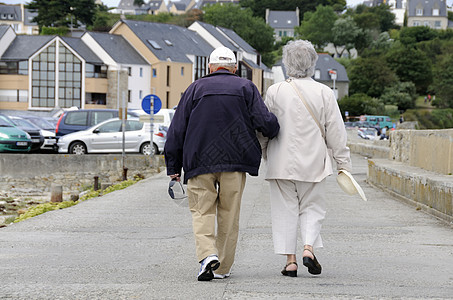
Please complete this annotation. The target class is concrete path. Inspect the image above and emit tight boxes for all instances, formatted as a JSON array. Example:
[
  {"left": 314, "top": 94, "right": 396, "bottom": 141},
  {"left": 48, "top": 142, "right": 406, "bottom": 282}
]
[{"left": 1, "top": 154, "right": 452, "bottom": 299}]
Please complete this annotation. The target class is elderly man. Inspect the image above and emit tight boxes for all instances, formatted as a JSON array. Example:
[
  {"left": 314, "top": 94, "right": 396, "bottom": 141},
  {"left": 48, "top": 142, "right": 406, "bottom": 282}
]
[{"left": 165, "top": 46, "right": 279, "bottom": 281}]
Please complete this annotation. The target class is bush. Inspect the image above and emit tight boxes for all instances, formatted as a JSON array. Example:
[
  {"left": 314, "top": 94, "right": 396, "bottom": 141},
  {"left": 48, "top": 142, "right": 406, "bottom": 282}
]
[
  {"left": 339, "top": 93, "right": 386, "bottom": 117},
  {"left": 403, "top": 108, "right": 453, "bottom": 129}
]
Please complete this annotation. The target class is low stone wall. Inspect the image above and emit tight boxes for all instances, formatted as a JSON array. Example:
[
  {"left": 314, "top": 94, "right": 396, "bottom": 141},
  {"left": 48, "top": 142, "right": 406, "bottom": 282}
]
[
  {"left": 0, "top": 154, "right": 165, "bottom": 196},
  {"left": 368, "top": 158, "right": 453, "bottom": 223},
  {"left": 390, "top": 129, "right": 453, "bottom": 175}
]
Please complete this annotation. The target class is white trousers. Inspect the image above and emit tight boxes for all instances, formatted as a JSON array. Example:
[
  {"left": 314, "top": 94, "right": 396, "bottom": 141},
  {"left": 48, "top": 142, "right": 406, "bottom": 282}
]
[{"left": 269, "top": 179, "right": 326, "bottom": 255}]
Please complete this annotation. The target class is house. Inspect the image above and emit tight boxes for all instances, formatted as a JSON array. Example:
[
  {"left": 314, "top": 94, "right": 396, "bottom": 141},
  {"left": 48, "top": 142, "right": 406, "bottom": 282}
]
[
  {"left": 195, "top": 0, "right": 240, "bottom": 9},
  {"left": 407, "top": 0, "right": 449, "bottom": 29},
  {"left": 386, "top": 0, "right": 407, "bottom": 26},
  {"left": 110, "top": 19, "right": 213, "bottom": 108},
  {"left": 81, "top": 32, "right": 151, "bottom": 109},
  {"left": 188, "top": 21, "right": 270, "bottom": 95},
  {"left": 272, "top": 54, "right": 349, "bottom": 100},
  {"left": 0, "top": 4, "right": 39, "bottom": 35},
  {"left": 167, "top": 0, "right": 196, "bottom": 14},
  {"left": 265, "top": 8, "right": 299, "bottom": 42},
  {"left": 0, "top": 24, "right": 149, "bottom": 111}
]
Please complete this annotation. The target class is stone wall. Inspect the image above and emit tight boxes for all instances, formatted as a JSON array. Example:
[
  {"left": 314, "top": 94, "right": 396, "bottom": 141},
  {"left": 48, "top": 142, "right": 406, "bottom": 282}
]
[
  {"left": 389, "top": 129, "right": 453, "bottom": 175},
  {"left": 0, "top": 154, "right": 165, "bottom": 196}
]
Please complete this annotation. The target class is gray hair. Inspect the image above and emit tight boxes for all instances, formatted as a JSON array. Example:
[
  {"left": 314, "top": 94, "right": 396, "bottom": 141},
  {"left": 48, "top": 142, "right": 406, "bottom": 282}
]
[
  {"left": 282, "top": 40, "right": 318, "bottom": 78},
  {"left": 209, "top": 63, "right": 237, "bottom": 72}
]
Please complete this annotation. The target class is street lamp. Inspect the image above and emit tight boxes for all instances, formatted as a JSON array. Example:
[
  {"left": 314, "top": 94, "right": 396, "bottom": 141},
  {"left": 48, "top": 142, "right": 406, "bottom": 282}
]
[
  {"left": 328, "top": 69, "right": 337, "bottom": 99},
  {"left": 70, "top": 7, "right": 74, "bottom": 35}
]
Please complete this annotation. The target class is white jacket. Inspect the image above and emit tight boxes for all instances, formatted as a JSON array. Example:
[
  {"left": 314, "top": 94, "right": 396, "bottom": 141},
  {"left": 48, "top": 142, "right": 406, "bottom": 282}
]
[{"left": 260, "top": 77, "right": 352, "bottom": 182}]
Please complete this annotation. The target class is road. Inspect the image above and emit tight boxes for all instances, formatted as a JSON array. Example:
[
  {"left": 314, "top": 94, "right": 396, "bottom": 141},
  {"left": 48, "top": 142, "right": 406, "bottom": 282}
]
[{"left": 0, "top": 153, "right": 452, "bottom": 299}]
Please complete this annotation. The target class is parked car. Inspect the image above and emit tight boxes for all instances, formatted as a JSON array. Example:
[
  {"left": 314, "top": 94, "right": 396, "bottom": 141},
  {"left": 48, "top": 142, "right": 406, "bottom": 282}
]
[
  {"left": 20, "top": 115, "right": 56, "bottom": 131},
  {"left": 56, "top": 118, "right": 166, "bottom": 155},
  {"left": 0, "top": 114, "right": 43, "bottom": 152},
  {"left": 56, "top": 108, "right": 175, "bottom": 137},
  {"left": 9, "top": 116, "right": 56, "bottom": 151},
  {"left": 358, "top": 128, "right": 378, "bottom": 140},
  {"left": 0, "top": 115, "right": 32, "bottom": 153},
  {"left": 344, "top": 121, "right": 374, "bottom": 129}
]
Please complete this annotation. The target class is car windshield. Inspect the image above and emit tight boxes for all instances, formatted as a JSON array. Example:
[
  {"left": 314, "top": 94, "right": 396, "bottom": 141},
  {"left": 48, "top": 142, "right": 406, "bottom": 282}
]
[
  {"left": 0, "top": 115, "right": 14, "bottom": 127},
  {"left": 0, "top": 117, "right": 13, "bottom": 127},
  {"left": 11, "top": 118, "right": 40, "bottom": 129},
  {"left": 26, "top": 117, "right": 55, "bottom": 130}
]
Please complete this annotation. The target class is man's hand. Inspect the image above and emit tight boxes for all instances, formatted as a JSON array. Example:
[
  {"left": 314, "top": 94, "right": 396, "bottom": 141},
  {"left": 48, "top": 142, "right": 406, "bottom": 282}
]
[{"left": 169, "top": 174, "right": 181, "bottom": 182}]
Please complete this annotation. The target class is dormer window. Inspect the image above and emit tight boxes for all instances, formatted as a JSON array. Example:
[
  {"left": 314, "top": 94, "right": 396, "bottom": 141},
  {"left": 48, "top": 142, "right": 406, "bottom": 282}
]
[
  {"left": 433, "top": 9, "right": 439, "bottom": 16},
  {"left": 8, "top": 14, "right": 14, "bottom": 20},
  {"left": 164, "top": 39, "right": 173, "bottom": 46},
  {"left": 1, "top": 14, "right": 6, "bottom": 19},
  {"left": 416, "top": 8, "right": 423, "bottom": 16},
  {"left": 287, "top": 20, "right": 292, "bottom": 24},
  {"left": 273, "top": 20, "right": 277, "bottom": 23}
]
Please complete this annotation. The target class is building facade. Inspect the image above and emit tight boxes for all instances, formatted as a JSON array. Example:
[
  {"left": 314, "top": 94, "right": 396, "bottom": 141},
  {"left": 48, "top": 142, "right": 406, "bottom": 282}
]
[
  {"left": 0, "top": 4, "right": 39, "bottom": 35},
  {"left": 407, "top": 0, "right": 449, "bottom": 29},
  {"left": 265, "top": 8, "right": 299, "bottom": 42}
]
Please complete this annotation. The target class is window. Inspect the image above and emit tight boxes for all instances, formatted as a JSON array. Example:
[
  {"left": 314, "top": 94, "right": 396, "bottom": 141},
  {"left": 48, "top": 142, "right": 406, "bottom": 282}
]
[
  {"left": 128, "top": 90, "right": 131, "bottom": 103},
  {"left": 86, "top": 64, "right": 107, "bottom": 78},
  {"left": 164, "top": 39, "right": 173, "bottom": 46},
  {"left": 416, "top": 9, "right": 423, "bottom": 16},
  {"left": 433, "top": 9, "right": 439, "bottom": 16},
  {"left": 424, "top": 21, "right": 430, "bottom": 27},
  {"left": 434, "top": 21, "right": 441, "bottom": 28},
  {"left": 65, "top": 111, "right": 88, "bottom": 126},
  {"left": 128, "top": 67, "right": 132, "bottom": 76},
  {"left": 139, "top": 67, "right": 143, "bottom": 77},
  {"left": 152, "top": 68, "right": 157, "bottom": 77},
  {"left": 125, "top": 120, "right": 143, "bottom": 131},
  {"left": 147, "top": 40, "right": 162, "bottom": 49},
  {"left": 139, "top": 90, "right": 143, "bottom": 99},
  {"left": 57, "top": 45, "right": 82, "bottom": 108},
  {"left": 85, "top": 93, "right": 106, "bottom": 105},
  {"left": 166, "top": 66, "right": 170, "bottom": 86},
  {"left": 98, "top": 120, "right": 121, "bottom": 133},
  {"left": 279, "top": 31, "right": 282, "bottom": 37},
  {"left": 314, "top": 69, "right": 321, "bottom": 79},
  {"left": 166, "top": 91, "right": 170, "bottom": 108},
  {"left": 31, "top": 42, "right": 58, "bottom": 108},
  {"left": 283, "top": 31, "right": 287, "bottom": 37},
  {"left": 181, "top": 67, "right": 184, "bottom": 76},
  {"left": 413, "top": 21, "right": 420, "bottom": 26},
  {"left": 91, "top": 111, "right": 115, "bottom": 126},
  {"left": 194, "top": 56, "right": 207, "bottom": 80}
]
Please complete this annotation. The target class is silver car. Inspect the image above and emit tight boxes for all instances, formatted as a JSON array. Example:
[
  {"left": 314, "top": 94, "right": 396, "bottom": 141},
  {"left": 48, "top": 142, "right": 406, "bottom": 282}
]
[{"left": 57, "top": 118, "right": 165, "bottom": 155}]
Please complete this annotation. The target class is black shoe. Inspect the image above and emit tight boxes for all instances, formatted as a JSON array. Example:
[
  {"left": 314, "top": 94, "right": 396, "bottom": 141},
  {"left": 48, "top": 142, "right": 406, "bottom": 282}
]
[
  {"left": 281, "top": 262, "right": 298, "bottom": 277},
  {"left": 303, "top": 251, "right": 322, "bottom": 275}
]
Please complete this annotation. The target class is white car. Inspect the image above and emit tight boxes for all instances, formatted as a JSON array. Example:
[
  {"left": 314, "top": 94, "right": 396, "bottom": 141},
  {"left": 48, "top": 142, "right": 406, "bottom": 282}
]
[{"left": 57, "top": 118, "right": 165, "bottom": 155}]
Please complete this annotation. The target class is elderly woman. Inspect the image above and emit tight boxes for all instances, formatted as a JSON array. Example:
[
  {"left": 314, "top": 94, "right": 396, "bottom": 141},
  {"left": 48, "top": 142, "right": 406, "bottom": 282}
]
[{"left": 260, "top": 40, "right": 352, "bottom": 277}]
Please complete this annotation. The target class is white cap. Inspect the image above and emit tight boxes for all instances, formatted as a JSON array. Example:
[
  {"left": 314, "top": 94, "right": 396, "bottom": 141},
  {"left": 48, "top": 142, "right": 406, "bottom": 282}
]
[
  {"left": 209, "top": 46, "right": 236, "bottom": 64},
  {"left": 336, "top": 170, "right": 367, "bottom": 201}
]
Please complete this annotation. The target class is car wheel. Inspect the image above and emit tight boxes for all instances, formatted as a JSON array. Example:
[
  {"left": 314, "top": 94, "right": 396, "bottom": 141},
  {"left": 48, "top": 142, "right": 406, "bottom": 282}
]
[
  {"left": 140, "top": 142, "right": 158, "bottom": 155},
  {"left": 69, "top": 142, "right": 87, "bottom": 155}
]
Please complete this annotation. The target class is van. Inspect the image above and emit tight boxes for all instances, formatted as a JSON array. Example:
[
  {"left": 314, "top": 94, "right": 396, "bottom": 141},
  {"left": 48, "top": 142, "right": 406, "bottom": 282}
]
[
  {"left": 55, "top": 108, "right": 175, "bottom": 136},
  {"left": 361, "top": 115, "right": 393, "bottom": 128}
]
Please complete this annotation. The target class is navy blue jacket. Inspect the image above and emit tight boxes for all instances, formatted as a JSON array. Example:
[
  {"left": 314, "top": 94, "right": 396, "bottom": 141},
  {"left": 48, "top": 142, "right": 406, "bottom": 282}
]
[{"left": 164, "top": 69, "right": 279, "bottom": 183}]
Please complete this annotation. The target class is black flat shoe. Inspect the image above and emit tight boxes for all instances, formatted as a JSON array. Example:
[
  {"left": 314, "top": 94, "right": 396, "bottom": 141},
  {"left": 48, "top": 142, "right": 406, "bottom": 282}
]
[
  {"left": 303, "top": 249, "right": 322, "bottom": 275},
  {"left": 281, "top": 261, "right": 298, "bottom": 277}
]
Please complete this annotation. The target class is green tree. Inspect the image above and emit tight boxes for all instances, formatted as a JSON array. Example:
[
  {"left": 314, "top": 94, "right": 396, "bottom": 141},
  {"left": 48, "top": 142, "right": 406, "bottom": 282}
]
[
  {"left": 331, "top": 16, "right": 362, "bottom": 57},
  {"left": 27, "top": 0, "right": 97, "bottom": 29},
  {"left": 203, "top": 4, "right": 274, "bottom": 62},
  {"left": 398, "top": 26, "right": 438, "bottom": 46},
  {"left": 348, "top": 56, "right": 398, "bottom": 98},
  {"left": 338, "top": 93, "right": 385, "bottom": 116},
  {"left": 431, "top": 54, "right": 453, "bottom": 108},
  {"left": 386, "top": 45, "right": 432, "bottom": 94},
  {"left": 380, "top": 81, "right": 417, "bottom": 111},
  {"left": 296, "top": 5, "right": 338, "bottom": 49}
]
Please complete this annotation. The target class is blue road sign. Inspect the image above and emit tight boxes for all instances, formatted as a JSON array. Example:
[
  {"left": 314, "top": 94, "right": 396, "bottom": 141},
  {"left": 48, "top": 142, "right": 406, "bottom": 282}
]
[{"left": 141, "top": 94, "right": 162, "bottom": 114}]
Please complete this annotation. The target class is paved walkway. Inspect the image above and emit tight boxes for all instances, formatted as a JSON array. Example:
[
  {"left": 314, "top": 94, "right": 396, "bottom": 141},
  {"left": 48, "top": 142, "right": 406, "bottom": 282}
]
[{"left": 1, "top": 154, "right": 452, "bottom": 299}]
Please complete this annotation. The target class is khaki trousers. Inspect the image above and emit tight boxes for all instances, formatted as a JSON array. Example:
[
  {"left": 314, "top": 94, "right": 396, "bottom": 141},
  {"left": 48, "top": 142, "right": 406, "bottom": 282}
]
[{"left": 187, "top": 172, "right": 246, "bottom": 274}]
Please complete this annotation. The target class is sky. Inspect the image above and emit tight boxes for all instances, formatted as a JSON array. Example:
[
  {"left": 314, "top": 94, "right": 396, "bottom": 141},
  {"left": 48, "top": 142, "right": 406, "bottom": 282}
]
[{"left": 1, "top": 0, "right": 453, "bottom": 9}]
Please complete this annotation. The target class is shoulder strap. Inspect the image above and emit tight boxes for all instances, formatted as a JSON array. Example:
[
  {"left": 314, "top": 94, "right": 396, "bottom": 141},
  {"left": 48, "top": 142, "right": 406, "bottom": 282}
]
[{"left": 286, "top": 78, "right": 325, "bottom": 139}]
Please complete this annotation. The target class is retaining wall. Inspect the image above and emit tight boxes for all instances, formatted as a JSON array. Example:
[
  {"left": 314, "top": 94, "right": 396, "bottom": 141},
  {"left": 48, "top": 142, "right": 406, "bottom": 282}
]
[
  {"left": 0, "top": 154, "right": 165, "bottom": 195},
  {"left": 367, "top": 129, "right": 453, "bottom": 222}
]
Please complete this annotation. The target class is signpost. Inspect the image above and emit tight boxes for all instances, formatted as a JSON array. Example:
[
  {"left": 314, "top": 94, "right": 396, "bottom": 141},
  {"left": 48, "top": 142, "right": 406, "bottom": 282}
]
[{"left": 141, "top": 94, "right": 162, "bottom": 167}]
